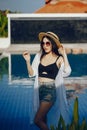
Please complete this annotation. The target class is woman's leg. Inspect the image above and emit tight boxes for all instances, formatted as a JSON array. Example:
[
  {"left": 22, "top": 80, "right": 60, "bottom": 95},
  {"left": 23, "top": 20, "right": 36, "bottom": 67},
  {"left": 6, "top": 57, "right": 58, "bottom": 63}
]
[{"left": 34, "top": 101, "right": 53, "bottom": 130}]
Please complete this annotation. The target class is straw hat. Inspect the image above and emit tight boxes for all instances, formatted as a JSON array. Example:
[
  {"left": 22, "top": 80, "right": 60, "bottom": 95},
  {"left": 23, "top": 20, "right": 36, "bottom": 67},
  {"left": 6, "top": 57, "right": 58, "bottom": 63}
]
[{"left": 38, "top": 31, "right": 62, "bottom": 48}]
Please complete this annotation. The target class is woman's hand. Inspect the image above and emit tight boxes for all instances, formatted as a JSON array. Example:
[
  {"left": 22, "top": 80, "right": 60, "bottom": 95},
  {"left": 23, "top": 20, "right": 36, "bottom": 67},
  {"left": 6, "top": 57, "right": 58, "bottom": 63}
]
[
  {"left": 58, "top": 46, "right": 66, "bottom": 56},
  {"left": 23, "top": 51, "right": 30, "bottom": 62}
]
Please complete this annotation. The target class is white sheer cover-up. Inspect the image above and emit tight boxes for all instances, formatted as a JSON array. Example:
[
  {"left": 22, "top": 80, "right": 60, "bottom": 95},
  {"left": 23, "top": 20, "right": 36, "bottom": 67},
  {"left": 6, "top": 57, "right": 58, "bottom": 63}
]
[{"left": 29, "top": 53, "right": 72, "bottom": 126}]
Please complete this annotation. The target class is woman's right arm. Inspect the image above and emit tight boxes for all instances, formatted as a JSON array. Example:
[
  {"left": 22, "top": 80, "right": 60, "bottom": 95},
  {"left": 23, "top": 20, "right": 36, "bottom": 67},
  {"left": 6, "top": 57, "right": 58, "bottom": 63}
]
[{"left": 23, "top": 51, "right": 34, "bottom": 76}]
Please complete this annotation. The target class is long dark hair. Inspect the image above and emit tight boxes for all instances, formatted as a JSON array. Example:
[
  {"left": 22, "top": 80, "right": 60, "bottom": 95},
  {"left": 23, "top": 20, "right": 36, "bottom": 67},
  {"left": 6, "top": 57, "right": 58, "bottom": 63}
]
[{"left": 40, "top": 36, "right": 61, "bottom": 60}]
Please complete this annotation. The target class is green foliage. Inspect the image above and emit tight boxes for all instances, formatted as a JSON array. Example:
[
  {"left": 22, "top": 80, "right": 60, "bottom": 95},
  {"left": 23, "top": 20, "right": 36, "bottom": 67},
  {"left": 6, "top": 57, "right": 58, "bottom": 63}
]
[
  {"left": 0, "top": 57, "right": 8, "bottom": 79},
  {"left": 80, "top": 119, "right": 87, "bottom": 130},
  {"left": 50, "top": 125, "right": 55, "bottom": 130},
  {"left": 0, "top": 10, "right": 21, "bottom": 38},
  {"left": 57, "top": 115, "right": 66, "bottom": 130},
  {"left": 0, "top": 10, "right": 9, "bottom": 37},
  {"left": 73, "top": 97, "right": 79, "bottom": 129},
  {"left": 50, "top": 97, "right": 87, "bottom": 130}
]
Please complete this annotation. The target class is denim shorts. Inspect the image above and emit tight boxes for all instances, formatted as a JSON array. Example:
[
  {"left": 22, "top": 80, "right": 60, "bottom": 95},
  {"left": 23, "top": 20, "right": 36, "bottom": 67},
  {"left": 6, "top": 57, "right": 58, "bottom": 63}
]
[{"left": 39, "top": 82, "right": 56, "bottom": 104}]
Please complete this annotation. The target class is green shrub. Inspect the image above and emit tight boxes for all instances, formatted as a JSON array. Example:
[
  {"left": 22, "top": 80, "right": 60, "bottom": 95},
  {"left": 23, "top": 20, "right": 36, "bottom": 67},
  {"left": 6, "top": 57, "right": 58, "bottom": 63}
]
[
  {"left": 0, "top": 10, "right": 9, "bottom": 37},
  {"left": 50, "top": 97, "right": 87, "bottom": 130}
]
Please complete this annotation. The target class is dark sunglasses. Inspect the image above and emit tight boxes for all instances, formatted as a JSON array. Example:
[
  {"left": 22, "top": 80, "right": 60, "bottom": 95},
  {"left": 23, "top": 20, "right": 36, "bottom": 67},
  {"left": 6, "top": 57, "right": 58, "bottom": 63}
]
[{"left": 41, "top": 41, "right": 51, "bottom": 46}]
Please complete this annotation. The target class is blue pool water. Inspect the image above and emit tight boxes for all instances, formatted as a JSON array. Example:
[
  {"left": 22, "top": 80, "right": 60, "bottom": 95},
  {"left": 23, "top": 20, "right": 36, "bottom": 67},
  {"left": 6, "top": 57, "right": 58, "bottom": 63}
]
[
  {"left": 10, "top": 54, "right": 87, "bottom": 78},
  {"left": 0, "top": 53, "right": 87, "bottom": 130}
]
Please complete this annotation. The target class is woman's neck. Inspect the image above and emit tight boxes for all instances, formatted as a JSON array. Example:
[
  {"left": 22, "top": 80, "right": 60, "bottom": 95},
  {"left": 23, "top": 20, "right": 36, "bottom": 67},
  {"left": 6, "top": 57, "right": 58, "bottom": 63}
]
[
  {"left": 45, "top": 51, "right": 57, "bottom": 58},
  {"left": 45, "top": 51, "right": 53, "bottom": 56}
]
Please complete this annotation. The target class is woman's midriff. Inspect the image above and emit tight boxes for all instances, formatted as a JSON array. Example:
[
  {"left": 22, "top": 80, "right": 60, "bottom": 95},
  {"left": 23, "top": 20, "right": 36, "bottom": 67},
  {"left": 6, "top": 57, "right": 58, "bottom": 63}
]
[{"left": 38, "top": 77, "right": 55, "bottom": 83}]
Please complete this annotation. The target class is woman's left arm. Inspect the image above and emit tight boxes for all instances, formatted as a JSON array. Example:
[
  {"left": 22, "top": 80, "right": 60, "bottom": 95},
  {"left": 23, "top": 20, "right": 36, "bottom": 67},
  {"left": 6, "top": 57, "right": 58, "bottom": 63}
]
[{"left": 58, "top": 46, "right": 71, "bottom": 77}]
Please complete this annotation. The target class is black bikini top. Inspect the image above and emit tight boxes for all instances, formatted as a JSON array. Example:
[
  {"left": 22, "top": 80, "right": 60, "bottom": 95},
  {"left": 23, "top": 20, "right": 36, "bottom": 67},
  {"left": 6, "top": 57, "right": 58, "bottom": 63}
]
[{"left": 38, "top": 57, "right": 59, "bottom": 80}]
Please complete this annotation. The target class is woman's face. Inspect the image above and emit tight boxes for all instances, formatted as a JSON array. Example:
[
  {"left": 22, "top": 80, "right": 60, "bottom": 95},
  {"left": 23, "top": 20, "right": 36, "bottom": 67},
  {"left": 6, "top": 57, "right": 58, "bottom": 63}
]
[{"left": 42, "top": 37, "right": 52, "bottom": 53}]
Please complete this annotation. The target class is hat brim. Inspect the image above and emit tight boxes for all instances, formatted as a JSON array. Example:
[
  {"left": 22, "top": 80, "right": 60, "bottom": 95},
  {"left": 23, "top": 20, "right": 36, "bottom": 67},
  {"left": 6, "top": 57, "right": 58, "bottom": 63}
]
[{"left": 38, "top": 32, "right": 62, "bottom": 48}]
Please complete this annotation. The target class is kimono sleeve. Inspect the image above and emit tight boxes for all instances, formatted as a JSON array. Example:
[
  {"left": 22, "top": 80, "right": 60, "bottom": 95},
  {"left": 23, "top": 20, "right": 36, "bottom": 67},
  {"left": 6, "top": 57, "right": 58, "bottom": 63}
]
[{"left": 60, "top": 62, "right": 72, "bottom": 77}]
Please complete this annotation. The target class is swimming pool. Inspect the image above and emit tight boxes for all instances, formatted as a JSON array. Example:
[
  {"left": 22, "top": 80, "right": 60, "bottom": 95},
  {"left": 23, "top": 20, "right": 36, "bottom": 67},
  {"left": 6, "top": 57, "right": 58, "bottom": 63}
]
[
  {"left": 0, "top": 53, "right": 87, "bottom": 130},
  {"left": 10, "top": 54, "right": 87, "bottom": 78}
]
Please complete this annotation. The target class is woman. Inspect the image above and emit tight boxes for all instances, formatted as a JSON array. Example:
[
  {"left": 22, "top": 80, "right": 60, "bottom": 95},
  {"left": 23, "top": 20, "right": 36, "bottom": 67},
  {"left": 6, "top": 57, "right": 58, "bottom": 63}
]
[{"left": 23, "top": 32, "right": 71, "bottom": 130}]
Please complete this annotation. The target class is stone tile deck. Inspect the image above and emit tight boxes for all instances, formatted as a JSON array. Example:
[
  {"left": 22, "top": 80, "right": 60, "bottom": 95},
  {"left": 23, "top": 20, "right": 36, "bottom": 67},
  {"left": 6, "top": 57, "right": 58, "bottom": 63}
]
[{"left": 0, "top": 44, "right": 87, "bottom": 54}]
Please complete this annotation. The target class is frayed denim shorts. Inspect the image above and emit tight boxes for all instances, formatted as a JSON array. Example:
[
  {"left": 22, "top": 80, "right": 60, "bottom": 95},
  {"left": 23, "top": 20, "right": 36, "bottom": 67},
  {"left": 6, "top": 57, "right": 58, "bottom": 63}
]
[{"left": 39, "top": 81, "right": 56, "bottom": 104}]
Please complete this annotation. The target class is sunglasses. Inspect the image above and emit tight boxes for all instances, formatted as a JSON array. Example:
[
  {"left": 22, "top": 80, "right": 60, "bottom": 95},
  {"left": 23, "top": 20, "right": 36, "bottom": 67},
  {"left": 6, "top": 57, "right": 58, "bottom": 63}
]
[{"left": 41, "top": 41, "right": 51, "bottom": 46}]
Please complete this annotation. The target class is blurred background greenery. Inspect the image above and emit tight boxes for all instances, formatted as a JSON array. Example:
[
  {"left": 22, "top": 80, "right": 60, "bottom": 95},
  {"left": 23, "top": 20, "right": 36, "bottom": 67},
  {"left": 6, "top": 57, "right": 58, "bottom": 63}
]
[{"left": 0, "top": 10, "right": 9, "bottom": 37}]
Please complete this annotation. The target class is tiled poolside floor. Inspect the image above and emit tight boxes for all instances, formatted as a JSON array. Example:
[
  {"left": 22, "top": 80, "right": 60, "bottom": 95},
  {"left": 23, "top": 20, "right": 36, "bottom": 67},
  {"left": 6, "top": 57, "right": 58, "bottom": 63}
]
[{"left": 0, "top": 75, "right": 87, "bottom": 130}]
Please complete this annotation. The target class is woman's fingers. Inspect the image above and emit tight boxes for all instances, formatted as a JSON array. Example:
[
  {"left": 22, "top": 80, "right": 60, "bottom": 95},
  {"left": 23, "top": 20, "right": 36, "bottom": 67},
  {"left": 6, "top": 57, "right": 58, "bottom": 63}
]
[
  {"left": 58, "top": 46, "right": 66, "bottom": 55},
  {"left": 23, "top": 51, "right": 29, "bottom": 56},
  {"left": 23, "top": 51, "right": 30, "bottom": 61}
]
